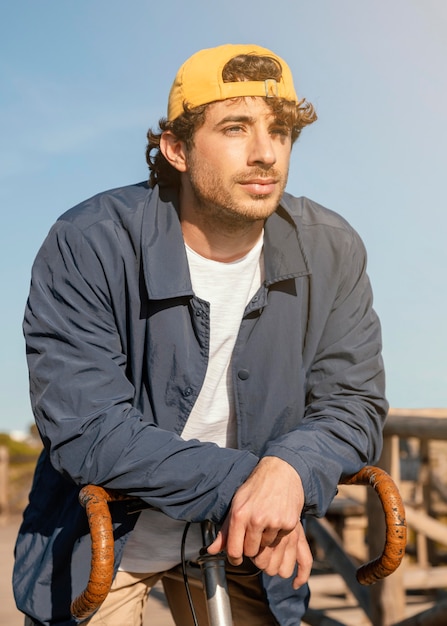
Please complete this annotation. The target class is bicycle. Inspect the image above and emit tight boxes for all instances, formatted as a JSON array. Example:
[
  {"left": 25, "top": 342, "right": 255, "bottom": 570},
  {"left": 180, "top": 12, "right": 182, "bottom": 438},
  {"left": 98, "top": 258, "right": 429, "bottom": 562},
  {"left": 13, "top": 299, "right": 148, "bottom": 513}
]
[{"left": 71, "top": 465, "right": 407, "bottom": 626}]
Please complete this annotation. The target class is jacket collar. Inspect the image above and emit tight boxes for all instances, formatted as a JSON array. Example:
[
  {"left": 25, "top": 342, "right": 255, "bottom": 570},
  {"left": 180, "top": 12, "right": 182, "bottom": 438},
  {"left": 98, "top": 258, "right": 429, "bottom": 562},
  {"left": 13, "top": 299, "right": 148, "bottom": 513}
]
[{"left": 142, "top": 186, "right": 310, "bottom": 300}]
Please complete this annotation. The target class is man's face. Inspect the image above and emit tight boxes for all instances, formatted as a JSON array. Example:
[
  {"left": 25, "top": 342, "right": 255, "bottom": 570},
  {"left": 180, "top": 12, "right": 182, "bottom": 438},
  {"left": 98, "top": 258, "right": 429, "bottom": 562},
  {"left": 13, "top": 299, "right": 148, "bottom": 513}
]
[{"left": 181, "top": 97, "right": 292, "bottom": 228}]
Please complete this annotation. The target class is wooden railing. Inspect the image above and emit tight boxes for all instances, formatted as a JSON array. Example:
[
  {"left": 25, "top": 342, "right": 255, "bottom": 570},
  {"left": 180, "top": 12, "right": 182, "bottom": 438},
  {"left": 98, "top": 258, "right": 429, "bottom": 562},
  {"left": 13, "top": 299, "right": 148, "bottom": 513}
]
[
  {"left": 308, "top": 408, "right": 447, "bottom": 625},
  {"left": 367, "top": 408, "right": 447, "bottom": 625}
]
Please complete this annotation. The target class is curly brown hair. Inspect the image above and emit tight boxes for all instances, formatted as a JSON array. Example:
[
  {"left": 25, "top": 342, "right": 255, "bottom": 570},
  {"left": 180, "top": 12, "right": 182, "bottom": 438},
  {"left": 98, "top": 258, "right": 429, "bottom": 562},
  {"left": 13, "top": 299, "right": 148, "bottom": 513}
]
[{"left": 146, "top": 54, "right": 317, "bottom": 188}]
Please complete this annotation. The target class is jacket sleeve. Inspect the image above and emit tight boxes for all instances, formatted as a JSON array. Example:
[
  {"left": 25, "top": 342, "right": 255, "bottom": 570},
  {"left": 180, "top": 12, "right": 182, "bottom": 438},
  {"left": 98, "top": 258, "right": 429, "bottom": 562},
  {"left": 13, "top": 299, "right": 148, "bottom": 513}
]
[
  {"left": 24, "top": 219, "right": 258, "bottom": 523},
  {"left": 264, "top": 225, "right": 388, "bottom": 517}
]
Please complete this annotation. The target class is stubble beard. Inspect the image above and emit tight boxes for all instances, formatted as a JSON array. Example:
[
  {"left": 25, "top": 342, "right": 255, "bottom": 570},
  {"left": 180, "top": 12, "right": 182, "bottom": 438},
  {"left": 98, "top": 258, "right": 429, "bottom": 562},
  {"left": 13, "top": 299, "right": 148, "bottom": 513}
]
[{"left": 186, "top": 162, "right": 288, "bottom": 233}]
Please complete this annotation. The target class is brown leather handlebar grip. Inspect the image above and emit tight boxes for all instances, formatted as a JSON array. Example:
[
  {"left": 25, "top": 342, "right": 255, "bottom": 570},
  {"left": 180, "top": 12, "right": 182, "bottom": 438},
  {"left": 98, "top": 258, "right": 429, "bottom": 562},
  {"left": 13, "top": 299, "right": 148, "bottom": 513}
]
[
  {"left": 71, "top": 465, "right": 407, "bottom": 618},
  {"left": 341, "top": 465, "right": 407, "bottom": 584},
  {"left": 70, "top": 485, "right": 124, "bottom": 620}
]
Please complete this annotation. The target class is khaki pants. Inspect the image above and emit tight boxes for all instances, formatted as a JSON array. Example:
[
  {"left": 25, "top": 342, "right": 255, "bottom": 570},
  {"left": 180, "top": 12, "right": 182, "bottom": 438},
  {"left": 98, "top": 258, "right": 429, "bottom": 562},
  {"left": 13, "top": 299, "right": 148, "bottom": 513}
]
[{"left": 84, "top": 562, "right": 279, "bottom": 626}]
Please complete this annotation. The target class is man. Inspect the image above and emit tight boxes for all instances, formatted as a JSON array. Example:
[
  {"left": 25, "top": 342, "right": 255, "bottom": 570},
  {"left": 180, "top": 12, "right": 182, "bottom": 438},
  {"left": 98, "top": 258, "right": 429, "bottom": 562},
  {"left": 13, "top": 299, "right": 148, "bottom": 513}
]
[{"left": 14, "top": 44, "right": 387, "bottom": 625}]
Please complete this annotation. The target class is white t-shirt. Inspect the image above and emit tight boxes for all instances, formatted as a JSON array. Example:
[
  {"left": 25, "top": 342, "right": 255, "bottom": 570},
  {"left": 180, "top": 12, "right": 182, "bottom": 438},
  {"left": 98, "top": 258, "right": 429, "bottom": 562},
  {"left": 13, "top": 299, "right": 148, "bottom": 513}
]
[{"left": 119, "top": 235, "right": 264, "bottom": 573}]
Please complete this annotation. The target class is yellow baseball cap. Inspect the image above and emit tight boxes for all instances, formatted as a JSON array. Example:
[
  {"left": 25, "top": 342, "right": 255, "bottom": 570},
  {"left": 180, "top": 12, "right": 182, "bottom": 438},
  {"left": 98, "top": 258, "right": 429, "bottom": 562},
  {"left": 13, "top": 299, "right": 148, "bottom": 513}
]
[{"left": 167, "top": 44, "right": 298, "bottom": 121}]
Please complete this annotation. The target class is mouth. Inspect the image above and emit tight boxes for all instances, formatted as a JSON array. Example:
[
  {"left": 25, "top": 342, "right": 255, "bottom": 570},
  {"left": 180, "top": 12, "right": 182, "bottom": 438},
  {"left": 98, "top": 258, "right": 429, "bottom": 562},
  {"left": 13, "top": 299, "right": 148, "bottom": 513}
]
[{"left": 239, "top": 178, "right": 278, "bottom": 196}]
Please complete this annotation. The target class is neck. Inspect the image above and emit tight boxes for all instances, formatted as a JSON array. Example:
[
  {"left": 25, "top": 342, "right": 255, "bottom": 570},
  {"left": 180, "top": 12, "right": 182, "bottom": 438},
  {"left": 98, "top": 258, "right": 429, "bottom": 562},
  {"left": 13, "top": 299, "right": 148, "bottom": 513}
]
[
  {"left": 179, "top": 187, "right": 265, "bottom": 263},
  {"left": 182, "top": 218, "right": 264, "bottom": 262}
]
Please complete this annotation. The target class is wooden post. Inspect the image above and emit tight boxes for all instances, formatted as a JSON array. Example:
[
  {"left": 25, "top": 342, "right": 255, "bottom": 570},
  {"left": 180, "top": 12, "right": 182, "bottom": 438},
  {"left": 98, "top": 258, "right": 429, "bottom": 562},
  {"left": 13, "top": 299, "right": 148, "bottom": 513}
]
[
  {"left": 0, "top": 445, "right": 9, "bottom": 519},
  {"left": 416, "top": 439, "right": 430, "bottom": 567},
  {"left": 367, "top": 435, "right": 406, "bottom": 625}
]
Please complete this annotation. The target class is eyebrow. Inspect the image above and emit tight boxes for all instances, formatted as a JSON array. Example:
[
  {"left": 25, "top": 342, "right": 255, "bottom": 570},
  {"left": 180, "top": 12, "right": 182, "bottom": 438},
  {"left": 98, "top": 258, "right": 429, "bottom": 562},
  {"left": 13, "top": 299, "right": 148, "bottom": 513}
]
[
  {"left": 213, "top": 114, "right": 289, "bottom": 131},
  {"left": 213, "top": 115, "right": 256, "bottom": 129}
]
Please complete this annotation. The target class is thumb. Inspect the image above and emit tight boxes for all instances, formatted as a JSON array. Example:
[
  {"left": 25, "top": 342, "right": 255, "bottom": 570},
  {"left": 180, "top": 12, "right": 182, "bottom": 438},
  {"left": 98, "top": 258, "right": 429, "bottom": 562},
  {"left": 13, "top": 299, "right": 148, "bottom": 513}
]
[{"left": 207, "top": 529, "right": 226, "bottom": 554}]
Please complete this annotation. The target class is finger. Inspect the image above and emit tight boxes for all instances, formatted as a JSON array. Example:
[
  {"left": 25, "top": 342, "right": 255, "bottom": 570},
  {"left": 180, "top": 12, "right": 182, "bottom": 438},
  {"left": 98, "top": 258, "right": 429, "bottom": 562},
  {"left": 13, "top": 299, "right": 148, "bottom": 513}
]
[
  {"left": 252, "top": 536, "right": 296, "bottom": 579},
  {"left": 293, "top": 532, "right": 313, "bottom": 589},
  {"left": 224, "top": 517, "right": 247, "bottom": 566},
  {"left": 242, "top": 520, "right": 287, "bottom": 556},
  {"left": 259, "top": 528, "right": 282, "bottom": 549},
  {"left": 277, "top": 541, "right": 300, "bottom": 580},
  {"left": 207, "top": 530, "right": 225, "bottom": 555},
  {"left": 207, "top": 516, "right": 230, "bottom": 555},
  {"left": 225, "top": 528, "right": 245, "bottom": 565},
  {"left": 242, "top": 526, "right": 265, "bottom": 558},
  {"left": 252, "top": 546, "right": 289, "bottom": 577},
  {"left": 293, "top": 559, "right": 312, "bottom": 589}
]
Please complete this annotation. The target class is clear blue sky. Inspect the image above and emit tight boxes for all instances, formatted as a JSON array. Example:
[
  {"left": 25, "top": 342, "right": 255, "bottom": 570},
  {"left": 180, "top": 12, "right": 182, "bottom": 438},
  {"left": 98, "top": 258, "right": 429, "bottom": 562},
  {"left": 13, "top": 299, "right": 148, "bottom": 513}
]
[{"left": 1, "top": 0, "right": 446, "bottom": 434}]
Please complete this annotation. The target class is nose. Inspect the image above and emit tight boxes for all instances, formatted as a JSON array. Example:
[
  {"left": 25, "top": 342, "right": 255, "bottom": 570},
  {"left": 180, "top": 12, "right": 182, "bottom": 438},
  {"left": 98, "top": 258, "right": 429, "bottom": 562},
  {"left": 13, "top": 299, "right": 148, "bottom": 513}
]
[{"left": 247, "top": 128, "right": 277, "bottom": 167}]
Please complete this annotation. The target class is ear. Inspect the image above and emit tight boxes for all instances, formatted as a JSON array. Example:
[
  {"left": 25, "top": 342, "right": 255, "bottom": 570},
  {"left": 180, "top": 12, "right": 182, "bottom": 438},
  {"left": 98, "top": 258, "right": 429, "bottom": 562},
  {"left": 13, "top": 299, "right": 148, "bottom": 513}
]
[{"left": 159, "top": 131, "right": 188, "bottom": 172}]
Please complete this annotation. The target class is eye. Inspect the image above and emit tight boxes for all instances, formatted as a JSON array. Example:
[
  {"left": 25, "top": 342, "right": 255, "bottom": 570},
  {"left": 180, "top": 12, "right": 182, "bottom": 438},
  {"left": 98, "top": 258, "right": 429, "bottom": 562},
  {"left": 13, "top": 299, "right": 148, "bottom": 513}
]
[{"left": 223, "top": 124, "right": 245, "bottom": 135}]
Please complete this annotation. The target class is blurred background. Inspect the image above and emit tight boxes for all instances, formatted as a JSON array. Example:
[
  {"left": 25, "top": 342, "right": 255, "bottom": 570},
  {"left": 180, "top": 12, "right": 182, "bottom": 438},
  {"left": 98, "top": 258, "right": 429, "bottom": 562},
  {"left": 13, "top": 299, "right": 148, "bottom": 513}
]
[
  {"left": 1, "top": 1, "right": 446, "bottom": 437},
  {"left": 1, "top": 2, "right": 447, "bottom": 623}
]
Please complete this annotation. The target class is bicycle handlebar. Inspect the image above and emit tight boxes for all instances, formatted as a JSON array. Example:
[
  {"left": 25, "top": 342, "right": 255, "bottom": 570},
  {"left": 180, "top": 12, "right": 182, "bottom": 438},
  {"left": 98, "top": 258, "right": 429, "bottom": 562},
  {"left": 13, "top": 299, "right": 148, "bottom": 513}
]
[
  {"left": 70, "top": 487, "right": 129, "bottom": 620},
  {"left": 340, "top": 465, "right": 407, "bottom": 584},
  {"left": 70, "top": 465, "right": 407, "bottom": 620}
]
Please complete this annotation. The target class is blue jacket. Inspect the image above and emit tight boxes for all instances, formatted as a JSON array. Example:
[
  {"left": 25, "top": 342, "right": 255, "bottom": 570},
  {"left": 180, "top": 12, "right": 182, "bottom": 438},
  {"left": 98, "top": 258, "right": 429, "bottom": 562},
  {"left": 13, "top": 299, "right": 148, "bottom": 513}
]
[{"left": 13, "top": 182, "right": 387, "bottom": 625}]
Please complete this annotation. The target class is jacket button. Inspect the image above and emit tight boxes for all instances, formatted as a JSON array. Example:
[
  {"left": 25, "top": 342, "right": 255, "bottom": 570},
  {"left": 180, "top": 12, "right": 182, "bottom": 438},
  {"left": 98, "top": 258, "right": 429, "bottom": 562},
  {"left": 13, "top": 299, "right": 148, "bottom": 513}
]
[
  {"left": 183, "top": 386, "right": 193, "bottom": 397},
  {"left": 238, "top": 369, "right": 250, "bottom": 380}
]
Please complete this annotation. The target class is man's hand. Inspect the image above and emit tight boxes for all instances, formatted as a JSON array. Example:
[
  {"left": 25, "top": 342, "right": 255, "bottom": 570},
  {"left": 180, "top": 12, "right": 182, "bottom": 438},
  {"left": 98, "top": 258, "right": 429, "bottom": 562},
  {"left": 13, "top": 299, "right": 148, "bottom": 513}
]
[{"left": 207, "top": 456, "right": 313, "bottom": 589}]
